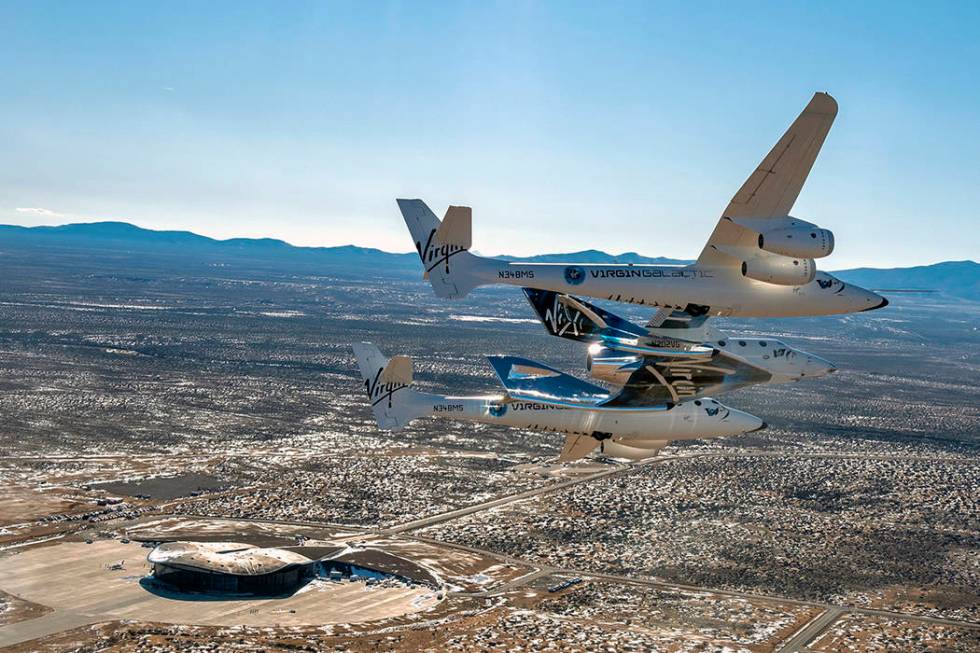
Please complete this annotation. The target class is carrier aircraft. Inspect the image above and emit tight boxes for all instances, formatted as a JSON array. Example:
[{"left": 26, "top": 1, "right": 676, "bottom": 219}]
[
  {"left": 398, "top": 92, "right": 888, "bottom": 319},
  {"left": 353, "top": 342, "right": 765, "bottom": 462}
]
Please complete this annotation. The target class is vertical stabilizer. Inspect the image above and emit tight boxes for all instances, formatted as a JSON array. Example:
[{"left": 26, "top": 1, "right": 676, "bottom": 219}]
[
  {"left": 397, "top": 199, "right": 489, "bottom": 299},
  {"left": 352, "top": 343, "right": 431, "bottom": 430}
]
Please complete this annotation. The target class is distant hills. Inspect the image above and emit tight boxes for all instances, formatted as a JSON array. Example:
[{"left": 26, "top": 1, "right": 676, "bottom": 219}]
[
  {"left": 833, "top": 260, "right": 979, "bottom": 302},
  {"left": 1, "top": 221, "right": 976, "bottom": 301},
  {"left": 0, "top": 221, "right": 690, "bottom": 268},
  {"left": 0, "top": 221, "right": 421, "bottom": 270},
  {"left": 496, "top": 250, "right": 688, "bottom": 265}
]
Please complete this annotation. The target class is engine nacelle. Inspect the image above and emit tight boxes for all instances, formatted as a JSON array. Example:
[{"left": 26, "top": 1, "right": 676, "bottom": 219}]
[
  {"left": 586, "top": 347, "right": 641, "bottom": 386},
  {"left": 741, "top": 255, "right": 815, "bottom": 286},
  {"left": 758, "top": 223, "right": 834, "bottom": 259}
]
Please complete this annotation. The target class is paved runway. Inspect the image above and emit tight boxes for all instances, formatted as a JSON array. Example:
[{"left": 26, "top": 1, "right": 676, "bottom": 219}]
[{"left": 0, "top": 540, "right": 439, "bottom": 647}]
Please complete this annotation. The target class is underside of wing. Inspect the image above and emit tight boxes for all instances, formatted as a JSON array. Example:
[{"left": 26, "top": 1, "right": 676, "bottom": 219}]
[
  {"left": 599, "top": 439, "right": 668, "bottom": 461},
  {"left": 601, "top": 349, "right": 772, "bottom": 406},
  {"left": 559, "top": 434, "right": 601, "bottom": 462},
  {"left": 698, "top": 92, "right": 838, "bottom": 267}
]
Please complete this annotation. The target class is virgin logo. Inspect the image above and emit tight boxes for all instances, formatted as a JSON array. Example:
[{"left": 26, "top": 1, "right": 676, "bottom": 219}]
[
  {"left": 417, "top": 229, "right": 466, "bottom": 274},
  {"left": 365, "top": 368, "right": 406, "bottom": 408},
  {"left": 544, "top": 294, "right": 585, "bottom": 337}
]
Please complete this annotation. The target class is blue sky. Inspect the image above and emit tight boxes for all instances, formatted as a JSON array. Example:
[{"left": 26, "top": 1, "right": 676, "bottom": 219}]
[{"left": 2, "top": 1, "right": 978, "bottom": 268}]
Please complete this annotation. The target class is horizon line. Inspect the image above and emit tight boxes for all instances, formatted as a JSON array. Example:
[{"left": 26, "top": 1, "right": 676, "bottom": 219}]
[{"left": 0, "top": 218, "right": 975, "bottom": 271}]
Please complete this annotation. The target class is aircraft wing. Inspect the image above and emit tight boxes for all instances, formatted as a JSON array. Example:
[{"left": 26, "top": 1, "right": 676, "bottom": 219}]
[
  {"left": 558, "top": 434, "right": 669, "bottom": 462},
  {"left": 599, "top": 439, "right": 668, "bottom": 461},
  {"left": 697, "top": 92, "right": 838, "bottom": 266},
  {"left": 601, "top": 349, "right": 772, "bottom": 406},
  {"left": 559, "top": 434, "right": 602, "bottom": 462},
  {"left": 487, "top": 356, "right": 611, "bottom": 407}
]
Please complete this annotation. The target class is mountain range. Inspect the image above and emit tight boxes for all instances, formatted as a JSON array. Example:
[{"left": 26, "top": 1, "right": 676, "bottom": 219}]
[{"left": 1, "top": 221, "right": 976, "bottom": 301}]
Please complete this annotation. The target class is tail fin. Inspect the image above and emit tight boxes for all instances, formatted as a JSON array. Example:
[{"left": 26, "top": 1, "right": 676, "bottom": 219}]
[
  {"left": 397, "top": 199, "right": 488, "bottom": 299},
  {"left": 523, "top": 289, "right": 648, "bottom": 343},
  {"left": 352, "top": 342, "right": 431, "bottom": 431}
]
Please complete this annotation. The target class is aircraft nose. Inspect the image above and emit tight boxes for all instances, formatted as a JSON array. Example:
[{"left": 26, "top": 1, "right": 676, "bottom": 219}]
[
  {"left": 805, "top": 354, "right": 837, "bottom": 378},
  {"left": 860, "top": 291, "right": 889, "bottom": 312},
  {"left": 727, "top": 408, "right": 765, "bottom": 435}
]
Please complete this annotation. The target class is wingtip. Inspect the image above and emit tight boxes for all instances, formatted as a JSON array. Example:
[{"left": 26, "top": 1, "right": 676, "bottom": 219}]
[{"left": 810, "top": 91, "right": 838, "bottom": 116}]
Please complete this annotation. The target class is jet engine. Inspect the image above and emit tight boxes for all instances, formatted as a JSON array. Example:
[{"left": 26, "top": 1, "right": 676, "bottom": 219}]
[
  {"left": 757, "top": 221, "right": 834, "bottom": 259},
  {"left": 741, "top": 254, "right": 815, "bottom": 286},
  {"left": 732, "top": 216, "right": 835, "bottom": 259},
  {"left": 586, "top": 347, "right": 642, "bottom": 386}
]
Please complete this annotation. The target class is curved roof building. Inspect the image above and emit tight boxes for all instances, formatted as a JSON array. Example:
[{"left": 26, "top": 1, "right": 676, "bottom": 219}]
[
  {"left": 146, "top": 541, "right": 440, "bottom": 595},
  {"left": 148, "top": 542, "right": 332, "bottom": 594},
  {"left": 149, "top": 542, "right": 315, "bottom": 574}
]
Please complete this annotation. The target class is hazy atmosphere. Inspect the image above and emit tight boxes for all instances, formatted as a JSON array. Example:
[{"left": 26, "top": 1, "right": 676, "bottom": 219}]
[{"left": 2, "top": 1, "right": 979, "bottom": 266}]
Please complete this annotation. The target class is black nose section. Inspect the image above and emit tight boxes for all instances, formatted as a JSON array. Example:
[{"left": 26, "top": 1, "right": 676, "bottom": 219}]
[
  {"left": 861, "top": 297, "right": 889, "bottom": 312},
  {"left": 750, "top": 422, "right": 768, "bottom": 433}
]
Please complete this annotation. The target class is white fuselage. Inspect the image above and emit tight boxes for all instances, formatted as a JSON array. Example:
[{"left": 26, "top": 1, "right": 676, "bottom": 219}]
[
  {"left": 413, "top": 393, "right": 762, "bottom": 446},
  {"left": 706, "top": 336, "right": 836, "bottom": 383},
  {"left": 471, "top": 258, "right": 885, "bottom": 317}
]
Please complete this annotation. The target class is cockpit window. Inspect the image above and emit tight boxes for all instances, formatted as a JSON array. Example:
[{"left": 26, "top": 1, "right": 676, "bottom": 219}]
[
  {"left": 694, "top": 400, "right": 702, "bottom": 406},
  {"left": 718, "top": 340, "right": 726, "bottom": 347}
]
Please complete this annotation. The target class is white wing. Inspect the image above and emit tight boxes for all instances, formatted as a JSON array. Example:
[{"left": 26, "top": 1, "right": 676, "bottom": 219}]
[{"left": 698, "top": 92, "right": 838, "bottom": 266}]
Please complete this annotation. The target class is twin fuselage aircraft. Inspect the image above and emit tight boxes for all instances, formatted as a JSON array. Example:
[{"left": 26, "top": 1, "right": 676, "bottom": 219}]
[{"left": 355, "top": 92, "right": 885, "bottom": 461}]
